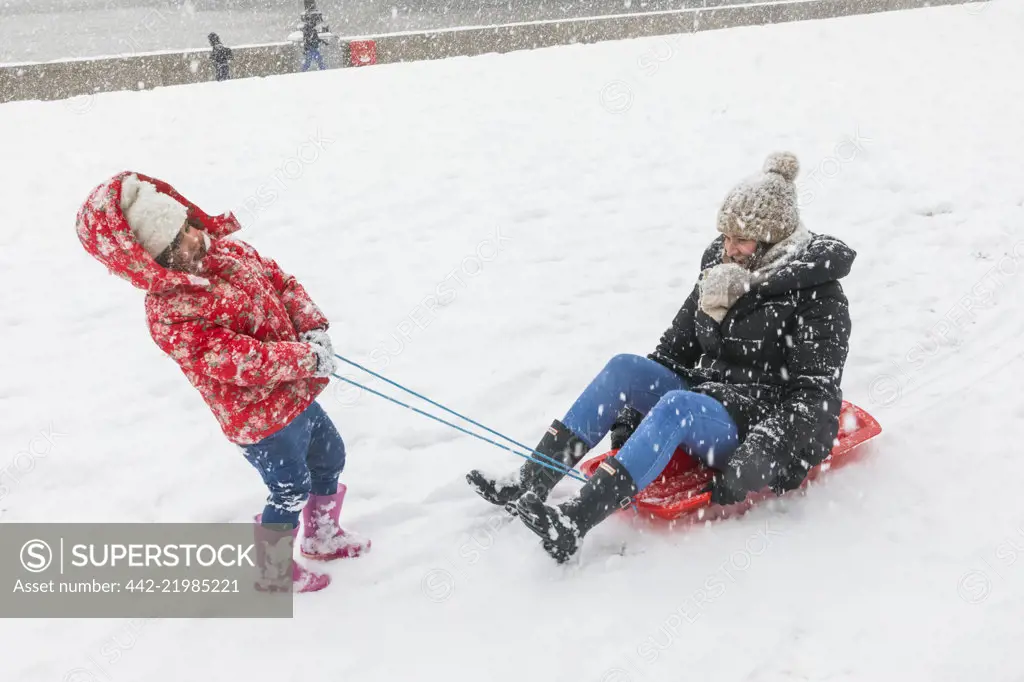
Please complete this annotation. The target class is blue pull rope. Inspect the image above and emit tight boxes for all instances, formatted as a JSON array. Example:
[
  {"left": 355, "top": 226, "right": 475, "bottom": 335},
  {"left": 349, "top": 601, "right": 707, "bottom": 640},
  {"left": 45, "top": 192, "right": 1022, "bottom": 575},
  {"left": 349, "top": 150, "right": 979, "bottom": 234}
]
[
  {"left": 329, "top": 372, "right": 588, "bottom": 483},
  {"left": 332, "top": 353, "right": 584, "bottom": 477}
]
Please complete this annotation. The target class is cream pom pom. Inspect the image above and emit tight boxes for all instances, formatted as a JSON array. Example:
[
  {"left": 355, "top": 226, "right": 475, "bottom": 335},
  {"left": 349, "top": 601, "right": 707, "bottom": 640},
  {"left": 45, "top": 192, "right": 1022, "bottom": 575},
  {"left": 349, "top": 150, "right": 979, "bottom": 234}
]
[{"left": 763, "top": 152, "right": 800, "bottom": 182}]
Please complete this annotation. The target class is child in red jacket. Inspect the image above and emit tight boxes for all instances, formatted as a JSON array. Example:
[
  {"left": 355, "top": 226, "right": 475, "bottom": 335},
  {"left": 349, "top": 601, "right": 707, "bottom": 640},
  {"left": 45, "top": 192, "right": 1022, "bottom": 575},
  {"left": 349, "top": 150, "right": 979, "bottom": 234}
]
[{"left": 76, "top": 171, "right": 369, "bottom": 592}]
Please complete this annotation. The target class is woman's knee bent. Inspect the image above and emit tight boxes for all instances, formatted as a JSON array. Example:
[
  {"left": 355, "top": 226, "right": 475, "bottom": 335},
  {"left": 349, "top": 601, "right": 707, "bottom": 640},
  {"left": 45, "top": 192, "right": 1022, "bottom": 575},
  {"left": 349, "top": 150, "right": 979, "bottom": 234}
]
[
  {"left": 603, "top": 353, "right": 649, "bottom": 377},
  {"left": 651, "top": 389, "right": 739, "bottom": 466},
  {"left": 653, "top": 389, "right": 723, "bottom": 416}
]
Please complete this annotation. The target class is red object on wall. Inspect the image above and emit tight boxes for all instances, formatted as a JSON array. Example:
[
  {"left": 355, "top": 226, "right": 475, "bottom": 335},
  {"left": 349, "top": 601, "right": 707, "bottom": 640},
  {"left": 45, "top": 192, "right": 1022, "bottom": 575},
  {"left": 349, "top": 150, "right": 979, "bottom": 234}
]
[{"left": 349, "top": 40, "right": 377, "bottom": 66}]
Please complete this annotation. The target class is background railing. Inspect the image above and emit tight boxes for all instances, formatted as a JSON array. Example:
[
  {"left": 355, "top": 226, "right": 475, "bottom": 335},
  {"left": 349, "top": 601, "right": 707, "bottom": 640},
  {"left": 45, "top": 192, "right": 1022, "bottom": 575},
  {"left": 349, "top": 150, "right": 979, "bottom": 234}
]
[{"left": 0, "top": 0, "right": 987, "bottom": 105}]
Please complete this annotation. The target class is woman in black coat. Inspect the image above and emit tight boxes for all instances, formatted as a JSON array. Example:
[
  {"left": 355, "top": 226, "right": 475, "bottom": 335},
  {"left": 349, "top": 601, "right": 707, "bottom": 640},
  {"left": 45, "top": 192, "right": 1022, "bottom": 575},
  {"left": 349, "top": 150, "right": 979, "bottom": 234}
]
[{"left": 467, "top": 152, "right": 856, "bottom": 563}]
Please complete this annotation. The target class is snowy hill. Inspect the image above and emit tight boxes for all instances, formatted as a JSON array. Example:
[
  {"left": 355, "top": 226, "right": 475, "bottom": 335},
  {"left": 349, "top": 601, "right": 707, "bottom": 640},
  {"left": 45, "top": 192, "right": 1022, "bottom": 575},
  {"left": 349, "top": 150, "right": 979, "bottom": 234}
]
[{"left": 1, "top": 1, "right": 1023, "bottom": 680}]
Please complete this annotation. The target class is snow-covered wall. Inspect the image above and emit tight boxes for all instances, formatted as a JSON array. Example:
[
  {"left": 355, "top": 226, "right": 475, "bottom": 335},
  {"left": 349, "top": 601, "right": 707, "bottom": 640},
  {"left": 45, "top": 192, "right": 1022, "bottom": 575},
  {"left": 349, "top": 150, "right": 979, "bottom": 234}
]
[{"left": 0, "top": 0, "right": 987, "bottom": 104}]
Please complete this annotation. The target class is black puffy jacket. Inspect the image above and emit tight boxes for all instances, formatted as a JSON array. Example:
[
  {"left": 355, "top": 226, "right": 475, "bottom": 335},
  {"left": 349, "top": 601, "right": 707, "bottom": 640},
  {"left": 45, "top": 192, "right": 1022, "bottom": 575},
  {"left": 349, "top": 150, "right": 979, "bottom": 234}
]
[{"left": 634, "top": 232, "right": 855, "bottom": 496}]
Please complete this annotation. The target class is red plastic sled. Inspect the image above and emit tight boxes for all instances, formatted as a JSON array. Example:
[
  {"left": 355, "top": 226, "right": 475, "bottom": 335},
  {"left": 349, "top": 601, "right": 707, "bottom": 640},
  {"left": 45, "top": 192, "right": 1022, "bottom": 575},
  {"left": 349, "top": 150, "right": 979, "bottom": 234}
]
[{"left": 579, "top": 400, "right": 882, "bottom": 523}]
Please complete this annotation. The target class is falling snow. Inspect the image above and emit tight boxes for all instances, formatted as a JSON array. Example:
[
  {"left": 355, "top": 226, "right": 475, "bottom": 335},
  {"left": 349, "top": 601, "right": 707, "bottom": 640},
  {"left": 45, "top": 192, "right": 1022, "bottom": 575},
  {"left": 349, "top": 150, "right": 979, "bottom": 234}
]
[{"left": 2, "top": 2, "right": 1023, "bottom": 681}]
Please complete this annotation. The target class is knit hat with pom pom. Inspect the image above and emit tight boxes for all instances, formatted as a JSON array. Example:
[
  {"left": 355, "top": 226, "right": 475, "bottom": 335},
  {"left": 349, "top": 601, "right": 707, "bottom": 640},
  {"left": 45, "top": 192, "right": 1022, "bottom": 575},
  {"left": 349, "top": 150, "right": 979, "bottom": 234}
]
[{"left": 716, "top": 152, "right": 801, "bottom": 244}]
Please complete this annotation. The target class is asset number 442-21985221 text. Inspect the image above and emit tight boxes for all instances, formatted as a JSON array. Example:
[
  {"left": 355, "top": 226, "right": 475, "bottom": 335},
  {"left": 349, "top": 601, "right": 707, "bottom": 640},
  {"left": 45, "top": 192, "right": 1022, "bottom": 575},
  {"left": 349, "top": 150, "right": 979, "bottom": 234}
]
[{"left": 124, "top": 578, "right": 239, "bottom": 593}]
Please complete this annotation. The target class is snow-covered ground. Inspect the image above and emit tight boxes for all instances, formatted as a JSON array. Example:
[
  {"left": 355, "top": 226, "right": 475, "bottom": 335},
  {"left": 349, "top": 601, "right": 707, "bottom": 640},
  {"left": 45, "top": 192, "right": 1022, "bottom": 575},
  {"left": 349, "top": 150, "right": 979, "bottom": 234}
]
[{"left": 2, "top": 1, "right": 1023, "bottom": 680}]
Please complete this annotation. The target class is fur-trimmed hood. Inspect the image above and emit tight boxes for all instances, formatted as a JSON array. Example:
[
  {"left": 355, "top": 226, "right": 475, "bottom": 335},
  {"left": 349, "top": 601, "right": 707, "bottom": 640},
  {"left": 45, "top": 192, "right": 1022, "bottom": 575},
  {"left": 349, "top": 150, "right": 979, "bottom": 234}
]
[{"left": 752, "top": 227, "right": 856, "bottom": 297}]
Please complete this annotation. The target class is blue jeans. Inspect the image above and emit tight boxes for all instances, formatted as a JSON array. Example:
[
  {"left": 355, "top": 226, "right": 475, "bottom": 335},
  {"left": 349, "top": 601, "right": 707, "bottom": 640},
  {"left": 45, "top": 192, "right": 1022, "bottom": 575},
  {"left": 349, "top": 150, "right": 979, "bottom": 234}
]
[
  {"left": 561, "top": 354, "right": 739, "bottom": 489},
  {"left": 302, "top": 48, "right": 326, "bottom": 71},
  {"left": 241, "top": 401, "right": 346, "bottom": 527}
]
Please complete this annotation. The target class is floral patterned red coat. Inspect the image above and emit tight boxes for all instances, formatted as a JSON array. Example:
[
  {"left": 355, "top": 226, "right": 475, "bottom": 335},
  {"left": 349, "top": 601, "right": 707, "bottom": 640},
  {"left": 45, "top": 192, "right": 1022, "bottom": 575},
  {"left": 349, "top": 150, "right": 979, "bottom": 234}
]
[{"left": 76, "top": 171, "right": 330, "bottom": 445}]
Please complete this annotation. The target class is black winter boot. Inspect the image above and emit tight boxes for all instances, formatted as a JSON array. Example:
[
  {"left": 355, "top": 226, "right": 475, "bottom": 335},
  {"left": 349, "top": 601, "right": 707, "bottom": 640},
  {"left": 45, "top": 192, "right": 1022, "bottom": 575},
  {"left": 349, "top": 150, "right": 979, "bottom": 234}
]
[
  {"left": 515, "top": 457, "right": 638, "bottom": 563},
  {"left": 466, "top": 419, "right": 590, "bottom": 513}
]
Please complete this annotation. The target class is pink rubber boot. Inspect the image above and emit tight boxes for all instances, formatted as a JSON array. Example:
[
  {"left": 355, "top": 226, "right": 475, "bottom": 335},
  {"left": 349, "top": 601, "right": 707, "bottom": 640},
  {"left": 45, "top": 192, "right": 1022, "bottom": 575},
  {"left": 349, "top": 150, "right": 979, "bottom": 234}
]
[
  {"left": 253, "top": 515, "right": 331, "bottom": 593},
  {"left": 300, "top": 483, "right": 372, "bottom": 561}
]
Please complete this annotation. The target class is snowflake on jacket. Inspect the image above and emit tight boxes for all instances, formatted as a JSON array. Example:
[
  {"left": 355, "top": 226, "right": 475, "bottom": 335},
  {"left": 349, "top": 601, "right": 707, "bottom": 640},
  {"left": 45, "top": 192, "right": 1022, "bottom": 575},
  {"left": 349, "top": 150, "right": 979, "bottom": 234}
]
[{"left": 76, "top": 171, "right": 330, "bottom": 445}]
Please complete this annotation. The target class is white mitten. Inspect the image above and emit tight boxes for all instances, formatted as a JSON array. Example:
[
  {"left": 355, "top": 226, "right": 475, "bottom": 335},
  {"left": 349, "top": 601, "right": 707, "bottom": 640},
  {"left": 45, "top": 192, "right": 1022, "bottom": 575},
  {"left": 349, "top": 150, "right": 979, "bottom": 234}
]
[
  {"left": 300, "top": 328, "right": 334, "bottom": 357},
  {"left": 301, "top": 329, "right": 336, "bottom": 378},
  {"left": 308, "top": 341, "right": 337, "bottom": 378}
]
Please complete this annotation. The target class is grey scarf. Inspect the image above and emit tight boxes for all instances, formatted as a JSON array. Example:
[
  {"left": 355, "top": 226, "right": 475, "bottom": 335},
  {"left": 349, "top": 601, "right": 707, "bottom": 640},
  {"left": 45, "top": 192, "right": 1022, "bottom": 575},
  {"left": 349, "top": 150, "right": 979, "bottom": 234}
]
[{"left": 698, "top": 223, "right": 812, "bottom": 323}]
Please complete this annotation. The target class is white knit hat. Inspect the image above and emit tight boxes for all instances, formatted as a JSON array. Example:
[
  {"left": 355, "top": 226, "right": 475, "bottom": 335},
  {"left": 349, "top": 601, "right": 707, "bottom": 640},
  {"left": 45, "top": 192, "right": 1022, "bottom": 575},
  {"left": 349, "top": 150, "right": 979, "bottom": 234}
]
[
  {"left": 120, "top": 174, "right": 189, "bottom": 258},
  {"left": 716, "top": 152, "right": 801, "bottom": 244}
]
